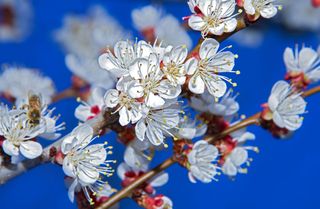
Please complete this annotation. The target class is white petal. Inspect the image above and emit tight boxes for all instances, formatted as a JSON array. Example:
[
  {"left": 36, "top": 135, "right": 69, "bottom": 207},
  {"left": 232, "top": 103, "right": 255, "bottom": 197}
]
[
  {"left": 117, "top": 163, "right": 130, "bottom": 180},
  {"left": 63, "top": 156, "right": 76, "bottom": 178},
  {"left": 179, "top": 127, "right": 197, "bottom": 139},
  {"left": 283, "top": 115, "right": 303, "bottom": 131},
  {"left": 158, "top": 80, "right": 181, "bottom": 99},
  {"left": 244, "top": 0, "right": 255, "bottom": 15},
  {"left": 260, "top": 5, "right": 278, "bottom": 19},
  {"left": 150, "top": 172, "right": 169, "bottom": 187},
  {"left": 78, "top": 165, "right": 99, "bottom": 185},
  {"left": 188, "top": 15, "right": 205, "bottom": 31},
  {"left": 283, "top": 47, "right": 298, "bottom": 72},
  {"left": 146, "top": 123, "right": 164, "bottom": 146},
  {"left": 206, "top": 78, "right": 227, "bottom": 98},
  {"left": 129, "top": 58, "right": 149, "bottom": 80},
  {"left": 224, "top": 18, "right": 237, "bottom": 33},
  {"left": 222, "top": 159, "right": 237, "bottom": 176},
  {"left": 171, "top": 45, "right": 188, "bottom": 64},
  {"left": 20, "top": 141, "right": 43, "bottom": 159},
  {"left": 200, "top": 38, "right": 219, "bottom": 60},
  {"left": 83, "top": 144, "right": 107, "bottom": 165},
  {"left": 188, "top": 75, "right": 205, "bottom": 94},
  {"left": 98, "top": 53, "right": 127, "bottom": 77},
  {"left": 68, "top": 179, "right": 78, "bottom": 203},
  {"left": 104, "top": 89, "right": 119, "bottom": 108},
  {"left": 73, "top": 125, "right": 94, "bottom": 148},
  {"left": 119, "top": 107, "right": 131, "bottom": 126},
  {"left": 2, "top": 140, "right": 19, "bottom": 157},
  {"left": 61, "top": 135, "right": 77, "bottom": 154},
  {"left": 124, "top": 146, "right": 149, "bottom": 170},
  {"left": 127, "top": 81, "right": 144, "bottom": 99},
  {"left": 273, "top": 111, "right": 285, "bottom": 128},
  {"left": 209, "top": 24, "right": 224, "bottom": 36},
  {"left": 74, "top": 105, "right": 90, "bottom": 121},
  {"left": 135, "top": 120, "right": 147, "bottom": 141},
  {"left": 298, "top": 47, "right": 318, "bottom": 71},
  {"left": 188, "top": 172, "right": 197, "bottom": 183},
  {"left": 185, "top": 58, "right": 199, "bottom": 75},
  {"left": 146, "top": 92, "right": 165, "bottom": 108},
  {"left": 230, "top": 147, "right": 248, "bottom": 166}
]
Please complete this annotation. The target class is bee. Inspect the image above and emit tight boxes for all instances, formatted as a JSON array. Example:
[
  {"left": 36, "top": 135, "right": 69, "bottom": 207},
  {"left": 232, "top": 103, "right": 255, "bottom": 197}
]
[{"left": 22, "top": 93, "right": 42, "bottom": 127}]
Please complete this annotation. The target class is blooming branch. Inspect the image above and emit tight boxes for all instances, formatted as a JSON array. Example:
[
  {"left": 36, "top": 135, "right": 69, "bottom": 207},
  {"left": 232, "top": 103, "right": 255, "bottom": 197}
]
[{"left": 96, "top": 85, "right": 320, "bottom": 209}]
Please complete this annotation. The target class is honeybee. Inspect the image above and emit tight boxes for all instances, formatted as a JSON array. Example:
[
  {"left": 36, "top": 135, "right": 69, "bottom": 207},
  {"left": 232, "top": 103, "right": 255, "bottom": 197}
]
[{"left": 22, "top": 93, "right": 42, "bottom": 127}]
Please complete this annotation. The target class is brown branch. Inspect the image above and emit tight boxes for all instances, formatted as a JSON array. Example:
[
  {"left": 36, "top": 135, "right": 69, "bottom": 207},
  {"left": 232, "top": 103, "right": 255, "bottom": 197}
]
[
  {"left": 51, "top": 87, "right": 78, "bottom": 103},
  {"left": 98, "top": 85, "right": 320, "bottom": 209},
  {"left": 302, "top": 86, "right": 320, "bottom": 98}
]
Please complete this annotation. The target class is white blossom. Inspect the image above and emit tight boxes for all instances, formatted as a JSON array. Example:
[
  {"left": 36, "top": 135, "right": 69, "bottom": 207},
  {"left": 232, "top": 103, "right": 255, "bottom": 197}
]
[
  {"left": 155, "top": 15, "right": 193, "bottom": 49},
  {"left": 75, "top": 87, "right": 105, "bottom": 122},
  {"left": 221, "top": 130, "right": 257, "bottom": 176},
  {"left": 244, "top": 0, "right": 279, "bottom": 19},
  {"left": 279, "top": 0, "right": 320, "bottom": 32},
  {"left": 162, "top": 45, "right": 188, "bottom": 86},
  {"left": 267, "top": 80, "right": 306, "bottom": 131},
  {"left": 188, "top": 0, "right": 239, "bottom": 37},
  {"left": 0, "top": 106, "right": 44, "bottom": 159},
  {"left": 131, "top": 5, "right": 162, "bottom": 32},
  {"left": 98, "top": 40, "right": 154, "bottom": 78},
  {"left": 174, "top": 116, "right": 207, "bottom": 140},
  {"left": 124, "top": 144, "right": 150, "bottom": 171},
  {"left": 187, "top": 140, "right": 219, "bottom": 183},
  {"left": 65, "top": 54, "right": 116, "bottom": 90},
  {"left": 55, "top": 6, "right": 129, "bottom": 89},
  {"left": 61, "top": 125, "right": 114, "bottom": 203},
  {"left": 185, "top": 38, "right": 238, "bottom": 98},
  {"left": 55, "top": 5, "right": 131, "bottom": 58},
  {"left": 135, "top": 104, "right": 180, "bottom": 146},
  {"left": 190, "top": 89, "right": 239, "bottom": 118},
  {"left": 284, "top": 45, "right": 320, "bottom": 83},
  {"left": 15, "top": 97, "right": 65, "bottom": 140},
  {"left": 132, "top": 5, "right": 192, "bottom": 48},
  {"left": 104, "top": 80, "right": 142, "bottom": 126},
  {"left": 127, "top": 54, "right": 181, "bottom": 108},
  {"left": 0, "top": 67, "right": 55, "bottom": 104}
]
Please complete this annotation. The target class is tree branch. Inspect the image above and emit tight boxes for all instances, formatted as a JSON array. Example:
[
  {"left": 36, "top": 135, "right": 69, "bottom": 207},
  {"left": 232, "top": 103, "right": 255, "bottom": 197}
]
[
  {"left": 97, "top": 85, "right": 320, "bottom": 209},
  {"left": 51, "top": 87, "right": 78, "bottom": 103}
]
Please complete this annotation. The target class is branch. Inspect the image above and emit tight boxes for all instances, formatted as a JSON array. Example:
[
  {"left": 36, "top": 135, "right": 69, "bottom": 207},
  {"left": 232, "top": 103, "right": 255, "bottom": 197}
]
[
  {"left": 51, "top": 87, "right": 78, "bottom": 103},
  {"left": 0, "top": 109, "right": 118, "bottom": 185},
  {"left": 97, "top": 85, "right": 320, "bottom": 209}
]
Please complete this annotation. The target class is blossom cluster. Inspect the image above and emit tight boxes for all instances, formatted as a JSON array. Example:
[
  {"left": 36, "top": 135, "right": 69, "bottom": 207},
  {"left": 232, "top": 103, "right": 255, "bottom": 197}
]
[
  {"left": 1, "top": 1, "right": 319, "bottom": 209},
  {"left": 0, "top": 67, "right": 63, "bottom": 161},
  {"left": 98, "top": 38, "right": 237, "bottom": 147}
]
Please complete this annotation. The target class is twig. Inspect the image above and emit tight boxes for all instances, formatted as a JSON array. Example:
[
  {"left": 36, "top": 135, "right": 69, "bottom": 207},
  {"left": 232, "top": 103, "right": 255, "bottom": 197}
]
[
  {"left": 51, "top": 87, "right": 78, "bottom": 103},
  {"left": 97, "top": 85, "right": 320, "bottom": 209}
]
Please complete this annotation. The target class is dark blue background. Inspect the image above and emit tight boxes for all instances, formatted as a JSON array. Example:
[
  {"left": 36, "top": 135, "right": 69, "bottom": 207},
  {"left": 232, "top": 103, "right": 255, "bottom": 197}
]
[{"left": 0, "top": 0, "right": 319, "bottom": 209}]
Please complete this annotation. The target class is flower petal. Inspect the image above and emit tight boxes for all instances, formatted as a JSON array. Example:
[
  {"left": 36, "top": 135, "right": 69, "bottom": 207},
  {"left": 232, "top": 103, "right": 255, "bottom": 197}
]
[
  {"left": 20, "top": 141, "right": 43, "bottom": 159},
  {"left": 200, "top": 38, "right": 219, "bottom": 59},
  {"left": 150, "top": 172, "right": 169, "bottom": 187},
  {"left": 2, "top": 140, "right": 19, "bottom": 157},
  {"left": 104, "top": 89, "right": 120, "bottom": 108},
  {"left": 188, "top": 75, "right": 205, "bottom": 94},
  {"left": 188, "top": 15, "right": 205, "bottom": 31}
]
